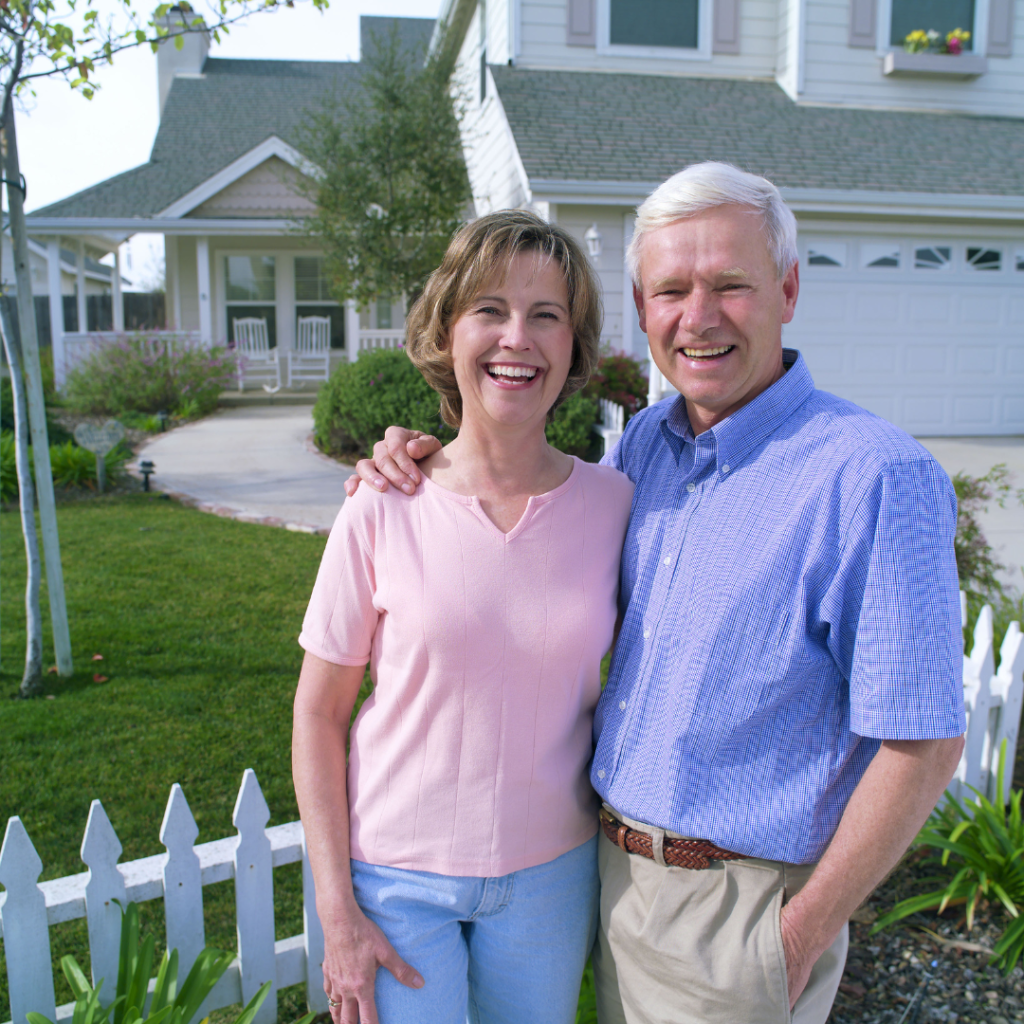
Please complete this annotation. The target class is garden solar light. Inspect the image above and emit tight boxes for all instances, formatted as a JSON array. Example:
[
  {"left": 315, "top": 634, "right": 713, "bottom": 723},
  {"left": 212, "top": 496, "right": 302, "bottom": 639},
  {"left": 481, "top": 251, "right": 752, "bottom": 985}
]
[
  {"left": 140, "top": 460, "right": 155, "bottom": 492},
  {"left": 157, "top": 410, "right": 169, "bottom": 432}
]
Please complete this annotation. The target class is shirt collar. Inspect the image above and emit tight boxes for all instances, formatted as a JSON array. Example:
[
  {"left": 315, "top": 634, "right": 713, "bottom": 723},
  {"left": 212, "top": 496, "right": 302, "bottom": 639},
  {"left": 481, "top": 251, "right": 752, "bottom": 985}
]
[{"left": 660, "top": 349, "right": 814, "bottom": 472}]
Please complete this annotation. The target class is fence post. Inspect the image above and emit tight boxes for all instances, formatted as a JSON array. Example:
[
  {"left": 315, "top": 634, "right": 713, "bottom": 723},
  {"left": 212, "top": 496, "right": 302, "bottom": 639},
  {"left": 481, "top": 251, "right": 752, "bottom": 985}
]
[
  {"left": 233, "top": 770, "right": 277, "bottom": 1023},
  {"left": 961, "top": 606, "right": 996, "bottom": 797},
  {"left": 160, "top": 784, "right": 205, "bottom": 979},
  {"left": 993, "top": 622, "right": 1024, "bottom": 803},
  {"left": 81, "top": 801, "right": 128, "bottom": 1004},
  {"left": 302, "top": 828, "right": 329, "bottom": 1012},
  {"left": 0, "top": 817, "right": 56, "bottom": 1024}
]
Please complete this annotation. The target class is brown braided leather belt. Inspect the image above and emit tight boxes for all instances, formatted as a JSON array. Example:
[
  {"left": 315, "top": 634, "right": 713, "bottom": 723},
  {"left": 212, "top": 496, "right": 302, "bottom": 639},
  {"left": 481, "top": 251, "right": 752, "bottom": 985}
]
[{"left": 599, "top": 808, "right": 746, "bottom": 869}]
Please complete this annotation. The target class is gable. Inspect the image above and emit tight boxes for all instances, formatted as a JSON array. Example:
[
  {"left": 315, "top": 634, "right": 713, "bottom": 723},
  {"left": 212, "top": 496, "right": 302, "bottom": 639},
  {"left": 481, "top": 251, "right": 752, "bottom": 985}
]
[{"left": 186, "top": 157, "right": 316, "bottom": 219}]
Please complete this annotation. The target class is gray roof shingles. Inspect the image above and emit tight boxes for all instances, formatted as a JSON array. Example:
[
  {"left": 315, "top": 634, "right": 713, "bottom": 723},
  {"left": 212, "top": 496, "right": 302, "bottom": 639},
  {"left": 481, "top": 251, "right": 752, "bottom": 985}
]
[
  {"left": 34, "top": 17, "right": 434, "bottom": 219},
  {"left": 490, "top": 66, "right": 1024, "bottom": 197}
]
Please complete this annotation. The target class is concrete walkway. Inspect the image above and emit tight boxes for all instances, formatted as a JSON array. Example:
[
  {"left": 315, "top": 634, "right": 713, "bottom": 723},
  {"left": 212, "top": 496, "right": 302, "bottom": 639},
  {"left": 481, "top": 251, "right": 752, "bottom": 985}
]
[
  {"left": 135, "top": 407, "right": 1023, "bottom": 585},
  {"left": 135, "top": 406, "right": 351, "bottom": 534}
]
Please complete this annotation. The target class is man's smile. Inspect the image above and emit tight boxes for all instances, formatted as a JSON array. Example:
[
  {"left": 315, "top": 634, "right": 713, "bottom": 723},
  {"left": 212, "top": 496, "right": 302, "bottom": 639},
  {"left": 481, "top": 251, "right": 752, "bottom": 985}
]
[{"left": 680, "top": 345, "right": 735, "bottom": 360}]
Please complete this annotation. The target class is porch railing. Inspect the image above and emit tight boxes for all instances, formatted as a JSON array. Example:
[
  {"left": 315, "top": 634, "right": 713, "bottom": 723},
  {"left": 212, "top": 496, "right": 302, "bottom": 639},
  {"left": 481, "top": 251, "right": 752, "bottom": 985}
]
[{"left": 59, "top": 331, "right": 204, "bottom": 388}]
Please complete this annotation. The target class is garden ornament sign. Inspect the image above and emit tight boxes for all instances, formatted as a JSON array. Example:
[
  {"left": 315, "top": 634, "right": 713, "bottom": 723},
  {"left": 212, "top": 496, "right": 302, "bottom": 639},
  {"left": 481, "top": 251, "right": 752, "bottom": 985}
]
[{"left": 73, "top": 420, "right": 124, "bottom": 494}]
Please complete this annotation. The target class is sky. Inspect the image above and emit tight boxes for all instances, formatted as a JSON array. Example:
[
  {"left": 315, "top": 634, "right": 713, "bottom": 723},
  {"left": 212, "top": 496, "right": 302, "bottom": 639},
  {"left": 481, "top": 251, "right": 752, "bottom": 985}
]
[{"left": 18, "top": 0, "right": 443, "bottom": 287}]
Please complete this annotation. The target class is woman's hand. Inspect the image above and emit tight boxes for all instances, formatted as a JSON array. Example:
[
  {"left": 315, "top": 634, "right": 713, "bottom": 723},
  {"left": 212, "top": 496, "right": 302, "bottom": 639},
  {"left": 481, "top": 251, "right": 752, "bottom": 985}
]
[
  {"left": 323, "top": 904, "right": 424, "bottom": 1024},
  {"left": 343, "top": 427, "right": 443, "bottom": 497}
]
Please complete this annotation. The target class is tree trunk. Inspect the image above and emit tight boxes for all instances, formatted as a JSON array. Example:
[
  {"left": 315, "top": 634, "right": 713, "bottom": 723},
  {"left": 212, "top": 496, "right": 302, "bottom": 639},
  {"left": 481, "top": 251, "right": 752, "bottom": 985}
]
[
  {"left": 2, "top": 92, "right": 73, "bottom": 677},
  {"left": 0, "top": 298, "right": 44, "bottom": 695}
]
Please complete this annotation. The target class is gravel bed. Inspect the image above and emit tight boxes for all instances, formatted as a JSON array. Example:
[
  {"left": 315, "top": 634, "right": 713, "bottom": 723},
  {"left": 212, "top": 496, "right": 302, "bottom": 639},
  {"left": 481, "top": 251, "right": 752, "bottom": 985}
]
[{"left": 829, "top": 853, "right": 1023, "bottom": 1024}]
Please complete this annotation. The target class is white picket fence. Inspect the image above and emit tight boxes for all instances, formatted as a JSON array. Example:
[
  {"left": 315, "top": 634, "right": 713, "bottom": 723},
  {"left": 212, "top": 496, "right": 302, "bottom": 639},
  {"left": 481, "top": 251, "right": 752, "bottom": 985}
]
[
  {"left": 953, "top": 594, "right": 1024, "bottom": 804},
  {"left": 1, "top": 598, "right": 1021, "bottom": 1024},
  {"left": 0, "top": 770, "right": 327, "bottom": 1024}
]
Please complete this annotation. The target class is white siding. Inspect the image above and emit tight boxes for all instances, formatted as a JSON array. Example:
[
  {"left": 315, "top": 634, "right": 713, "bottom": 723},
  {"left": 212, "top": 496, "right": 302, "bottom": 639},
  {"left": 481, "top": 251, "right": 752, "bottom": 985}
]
[
  {"left": 799, "top": 0, "right": 1024, "bottom": 117},
  {"left": 188, "top": 158, "right": 316, "bottom": 219},
  {"left": 775, "top": 0, "right": 802, "bottom": 97},
  {"left": 557, "top": 206, "right": 631, "bottom": 351},
  {"left": 455, "top": 6, "right": 530, "bottom": 214},
  {"left": 517, "top": 0, "right": 778, "bottom": 79}
]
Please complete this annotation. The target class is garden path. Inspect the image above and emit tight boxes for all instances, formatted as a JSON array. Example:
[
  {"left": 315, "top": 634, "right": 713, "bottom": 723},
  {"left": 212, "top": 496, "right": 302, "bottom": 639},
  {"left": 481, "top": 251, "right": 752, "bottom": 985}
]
[{"left": 132, "top": 406, "right": 351, "bottom": 534}]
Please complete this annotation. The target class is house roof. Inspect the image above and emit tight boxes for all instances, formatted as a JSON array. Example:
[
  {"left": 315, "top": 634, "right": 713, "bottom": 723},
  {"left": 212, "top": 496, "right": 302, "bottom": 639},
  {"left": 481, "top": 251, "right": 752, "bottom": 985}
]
[
  {"left": 490, "top": 67, "right": 1024, "bottom": 197},
  {"left": 34, "top": 16, "right": 435, "bottom": 220}
]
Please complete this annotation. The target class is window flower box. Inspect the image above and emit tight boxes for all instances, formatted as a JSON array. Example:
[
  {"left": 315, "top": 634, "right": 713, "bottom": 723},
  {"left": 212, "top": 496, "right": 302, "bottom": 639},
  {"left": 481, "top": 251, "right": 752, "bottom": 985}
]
[{"left": 883, "top": 50, "right": 988, "bottom": 77}]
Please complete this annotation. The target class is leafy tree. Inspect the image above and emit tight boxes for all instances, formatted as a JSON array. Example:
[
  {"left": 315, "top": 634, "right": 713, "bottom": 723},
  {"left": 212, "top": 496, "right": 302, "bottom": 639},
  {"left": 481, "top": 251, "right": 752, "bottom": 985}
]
[
  {"left": 300, "top": 21, "right": 470, "bottom": 309},
  {"left": 0, "top": 0, "right": 327, "bottom": 695}
]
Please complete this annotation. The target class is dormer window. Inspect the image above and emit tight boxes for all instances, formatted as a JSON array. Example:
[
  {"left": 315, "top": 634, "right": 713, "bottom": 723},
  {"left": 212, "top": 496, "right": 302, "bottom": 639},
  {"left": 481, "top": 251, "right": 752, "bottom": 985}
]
[{"left": 597, "top": 0, "right": 712, "bottom": 59}]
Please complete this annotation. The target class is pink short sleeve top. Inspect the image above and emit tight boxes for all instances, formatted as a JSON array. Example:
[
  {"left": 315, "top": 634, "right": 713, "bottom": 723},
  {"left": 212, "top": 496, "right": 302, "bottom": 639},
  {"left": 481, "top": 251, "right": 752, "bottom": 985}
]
[{"left": 299, "top": 457, "right": 634, "bottom": 876}]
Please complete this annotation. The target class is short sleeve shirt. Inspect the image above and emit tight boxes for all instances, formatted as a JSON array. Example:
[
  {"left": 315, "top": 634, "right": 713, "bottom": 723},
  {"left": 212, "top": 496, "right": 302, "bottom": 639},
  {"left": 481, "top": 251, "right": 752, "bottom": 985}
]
[
  {"left": 593, "top": 351, "right": 966, "bottom": 864},
  {"left": 300, "top": 458, "right": 634, "bottom": 876}
]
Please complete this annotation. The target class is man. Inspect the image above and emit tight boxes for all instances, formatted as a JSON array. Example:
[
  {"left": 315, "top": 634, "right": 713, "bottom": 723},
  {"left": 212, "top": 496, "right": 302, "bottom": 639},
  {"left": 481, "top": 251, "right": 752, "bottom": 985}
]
[{"left": 347, "top": 161, "right": 966, "bottom": 1024}]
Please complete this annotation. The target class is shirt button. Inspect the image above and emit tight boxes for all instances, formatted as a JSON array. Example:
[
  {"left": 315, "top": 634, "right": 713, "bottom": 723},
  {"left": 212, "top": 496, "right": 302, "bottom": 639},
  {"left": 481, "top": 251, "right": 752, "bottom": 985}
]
[
  {"left": 597, "top": 770, "right": 606, "bottom": 779},
  {"left": 686, "top": 482, "right": 696, "bottom": 493},
  {"left": 619, "top": 700, "right": 627, "bottom": 710},
  {"left": 722, "top": 464, "right": 730, "bottom": 473},
  {"left": 663, "top": 556, "right": 671, "bottom": 566},
  {"left": 643, "top": 628, "right": 651, "bottom": 639}
]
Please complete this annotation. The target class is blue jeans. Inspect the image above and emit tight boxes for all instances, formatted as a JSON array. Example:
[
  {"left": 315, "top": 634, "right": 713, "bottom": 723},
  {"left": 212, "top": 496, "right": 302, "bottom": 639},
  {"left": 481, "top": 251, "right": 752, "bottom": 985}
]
[{"left": 350, "top": 835, "right": 599, "bottom": 1024}]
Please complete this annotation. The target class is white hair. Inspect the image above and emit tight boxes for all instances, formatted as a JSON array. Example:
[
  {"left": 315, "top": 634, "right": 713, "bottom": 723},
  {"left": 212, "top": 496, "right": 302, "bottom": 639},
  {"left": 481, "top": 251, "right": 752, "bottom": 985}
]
[{"left": 626, "top": 162, "right": 798, "bottom": 285}]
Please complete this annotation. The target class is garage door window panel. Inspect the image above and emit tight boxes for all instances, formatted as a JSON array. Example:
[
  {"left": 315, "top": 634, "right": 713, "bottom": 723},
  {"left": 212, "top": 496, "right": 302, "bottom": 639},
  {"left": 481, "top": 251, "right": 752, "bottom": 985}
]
[
  {"left": 915, "top": 246, "right": 953, "bottom": 270},
  {"left": 966, "top": 247, "right": 1002, "bottom": 271},
  {"left": 806, "top": 242, "right": 847, "bottom": 268},
  {"left": 861, "top": 243, "right": 902, "bottom": 269}
]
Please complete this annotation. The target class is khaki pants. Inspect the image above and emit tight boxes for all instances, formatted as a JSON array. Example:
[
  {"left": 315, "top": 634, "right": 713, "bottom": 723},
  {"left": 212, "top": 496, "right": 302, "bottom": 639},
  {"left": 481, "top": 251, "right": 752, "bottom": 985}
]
[{"left": 593, "top": 809, "right": 848, "bottom": 1024}]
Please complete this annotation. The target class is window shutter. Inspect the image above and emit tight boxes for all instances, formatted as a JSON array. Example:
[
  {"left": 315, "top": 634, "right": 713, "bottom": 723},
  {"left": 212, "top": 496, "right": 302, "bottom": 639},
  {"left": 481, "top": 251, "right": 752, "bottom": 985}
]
[
  {"left": 566, "top": 0, "right": 596, "bottom": 46},
  {"left": 713, "top": 0, "right": 741, "bottom": 53},
  {"left": 987, "top": 0, "right": 1015, "bottom": 56},
  {"left": 848, "top": 0, "right": 877, "bottom": 48}
]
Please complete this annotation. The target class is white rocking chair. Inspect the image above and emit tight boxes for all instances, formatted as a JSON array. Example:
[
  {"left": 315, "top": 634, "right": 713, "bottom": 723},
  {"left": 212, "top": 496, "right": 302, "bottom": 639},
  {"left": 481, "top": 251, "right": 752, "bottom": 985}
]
[
  {"left": 288, "top": 315, "right": 332, "bottom": 388},
  {"left": 233, "top": 317, "right": 281, "bottom": 392}
]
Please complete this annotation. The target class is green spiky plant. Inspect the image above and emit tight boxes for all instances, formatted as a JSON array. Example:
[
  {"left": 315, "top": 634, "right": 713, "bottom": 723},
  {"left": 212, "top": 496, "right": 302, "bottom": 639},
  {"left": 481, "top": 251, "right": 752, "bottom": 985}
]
[
  {"left": 27, "top": 901, "right": 309, "bottom": 1024},
  {"left": 872, "top": 740, "right": 1024, "bottom": 974}
]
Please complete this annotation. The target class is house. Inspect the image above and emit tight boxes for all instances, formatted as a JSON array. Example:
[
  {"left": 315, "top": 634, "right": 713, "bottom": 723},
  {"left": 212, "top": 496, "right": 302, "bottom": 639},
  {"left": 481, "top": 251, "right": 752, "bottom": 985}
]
[
  {"left": 25, "top": 14, "right": 434, "bottom": 387},
  {"left": 441, "top": 0, "right": 1024, "bottom": 435}
]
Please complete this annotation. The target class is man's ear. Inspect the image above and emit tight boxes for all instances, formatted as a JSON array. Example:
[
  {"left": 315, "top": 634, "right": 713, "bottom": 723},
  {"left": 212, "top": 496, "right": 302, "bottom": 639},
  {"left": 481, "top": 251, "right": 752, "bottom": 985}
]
[
  {"left": 633, "top": 282, "right": 647, "bottom": 333},
  {"left": 781, "top": 262, "right": 800, "bottom": 325}
]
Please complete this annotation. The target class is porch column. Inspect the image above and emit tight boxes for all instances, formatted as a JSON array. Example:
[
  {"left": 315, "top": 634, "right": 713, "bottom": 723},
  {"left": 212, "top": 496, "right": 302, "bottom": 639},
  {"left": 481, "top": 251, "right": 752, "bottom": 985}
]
[
  {"left": 46, "top": 237, "right": 66, "bottom": 388},
  {"left": 345, "top": 299, "right": 360, "bottom": 363},
  {"left": 76, "top": 241, "right": 87, "bottom": 333},
  {"left": 111, "top": 246, "right": 124, "bottom": 332},
  {"left": 196, "top": 236, "right": 212, "bottom": 345}
]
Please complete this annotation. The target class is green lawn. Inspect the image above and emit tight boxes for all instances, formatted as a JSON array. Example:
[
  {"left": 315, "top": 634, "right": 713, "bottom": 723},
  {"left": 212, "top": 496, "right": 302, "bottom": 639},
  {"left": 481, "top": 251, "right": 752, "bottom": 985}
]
[{"left": 0, "top": 494, "right": 326, "bottom": 1020}]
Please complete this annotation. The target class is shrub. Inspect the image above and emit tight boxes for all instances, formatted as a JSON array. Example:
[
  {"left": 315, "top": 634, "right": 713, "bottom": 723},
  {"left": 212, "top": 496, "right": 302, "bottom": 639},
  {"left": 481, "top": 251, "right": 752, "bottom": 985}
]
[
  {"left": 314, "top": 347, "right": 455, "bottom": 459},
  {"left": 0, "top": 432, "right": 130, "bottom": 499},
  {"left": 63, "top": 333, "right": 236, "bottom": 418},
  {"left": 546, "top": 391, "right": 600, "bottom": 460},
  {"left": 584, "top": 352, "right": 648, "bottom": 419}
]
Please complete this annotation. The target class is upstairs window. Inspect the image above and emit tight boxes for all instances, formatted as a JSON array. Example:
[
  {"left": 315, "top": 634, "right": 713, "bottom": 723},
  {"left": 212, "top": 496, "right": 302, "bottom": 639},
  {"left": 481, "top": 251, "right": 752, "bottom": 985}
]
[
  {"left": 598, "top": 0, "right": 712, "bottom": 58},
  {"left": 890, "top": 0, "right": 975, "bottom": 49}
]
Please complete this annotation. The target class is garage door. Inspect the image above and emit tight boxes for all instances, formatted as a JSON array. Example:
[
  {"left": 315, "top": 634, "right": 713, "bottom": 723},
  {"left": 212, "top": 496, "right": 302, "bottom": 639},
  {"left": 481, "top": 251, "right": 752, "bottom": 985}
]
[{"left": 784, "top": 235, "right": 1024, "bottom": 436}]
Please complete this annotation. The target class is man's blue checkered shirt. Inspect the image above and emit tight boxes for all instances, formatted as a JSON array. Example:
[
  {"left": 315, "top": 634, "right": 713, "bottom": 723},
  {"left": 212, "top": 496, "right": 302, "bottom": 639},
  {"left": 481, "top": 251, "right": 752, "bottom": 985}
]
[{"left": 594, "top": 350, "right": 966, "bottom": 864}]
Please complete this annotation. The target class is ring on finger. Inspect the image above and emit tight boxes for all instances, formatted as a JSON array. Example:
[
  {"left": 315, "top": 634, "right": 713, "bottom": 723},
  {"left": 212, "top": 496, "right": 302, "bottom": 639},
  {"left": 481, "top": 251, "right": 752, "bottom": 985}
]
[{"left": 328, "top": 998, "right": 341, "bottom": 1008}]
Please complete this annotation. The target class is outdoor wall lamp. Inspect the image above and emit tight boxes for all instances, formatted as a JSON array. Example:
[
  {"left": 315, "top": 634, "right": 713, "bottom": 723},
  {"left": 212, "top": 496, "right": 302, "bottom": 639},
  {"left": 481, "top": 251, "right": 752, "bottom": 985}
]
[
  {"left": 140, "top": 460, "right": 155, "bottom": 492},
  {"left": 584, "top": 223, "right": 603, "bottom": 261}
]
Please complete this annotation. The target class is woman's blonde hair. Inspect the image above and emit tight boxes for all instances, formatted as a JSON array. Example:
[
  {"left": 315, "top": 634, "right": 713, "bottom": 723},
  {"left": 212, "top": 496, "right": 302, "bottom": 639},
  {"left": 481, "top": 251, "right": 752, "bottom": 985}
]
[{"left": 405, "top": 210, "right": 602, "bottom": 429}]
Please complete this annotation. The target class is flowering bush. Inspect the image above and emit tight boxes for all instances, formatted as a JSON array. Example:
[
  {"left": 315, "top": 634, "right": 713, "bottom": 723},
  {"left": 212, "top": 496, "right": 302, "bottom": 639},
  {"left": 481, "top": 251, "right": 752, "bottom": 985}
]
[
  {"left": 903, "top": 27, "right": 970, "bottom": 54},
  {"left": 63, "top": 333, "right": 237, "bottom": 418},
  {"left": 584, "top": 351, "right": 649, "bottom": 419}
]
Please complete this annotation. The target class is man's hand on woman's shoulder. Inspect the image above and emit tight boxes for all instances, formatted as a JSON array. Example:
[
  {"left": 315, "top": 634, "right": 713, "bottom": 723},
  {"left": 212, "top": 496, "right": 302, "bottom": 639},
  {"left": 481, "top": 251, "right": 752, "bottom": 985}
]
[{"left": 343, "top": 427, "right": 444, "bottom": 498}]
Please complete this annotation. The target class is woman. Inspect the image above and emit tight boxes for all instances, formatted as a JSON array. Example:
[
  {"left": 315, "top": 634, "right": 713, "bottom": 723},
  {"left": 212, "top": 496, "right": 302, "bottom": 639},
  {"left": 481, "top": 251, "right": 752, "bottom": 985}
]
[{"left": 293, "top": 211, "right": 633, "bottom": 1024}]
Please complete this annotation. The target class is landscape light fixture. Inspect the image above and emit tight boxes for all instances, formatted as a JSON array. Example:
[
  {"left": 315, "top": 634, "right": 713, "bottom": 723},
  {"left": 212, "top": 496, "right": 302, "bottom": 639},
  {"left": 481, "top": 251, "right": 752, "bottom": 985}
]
[
  {"left": 140, "top": 460, "right": 155, "bottom": 492},
  {"left": 584, "top": 223, "right": 603, "bottom": 261},
  {"left": 157, "top": 410, "right": 169, "bottom": 432}
]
